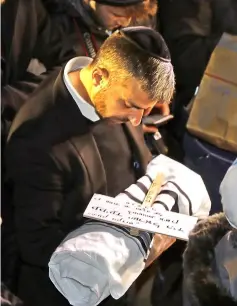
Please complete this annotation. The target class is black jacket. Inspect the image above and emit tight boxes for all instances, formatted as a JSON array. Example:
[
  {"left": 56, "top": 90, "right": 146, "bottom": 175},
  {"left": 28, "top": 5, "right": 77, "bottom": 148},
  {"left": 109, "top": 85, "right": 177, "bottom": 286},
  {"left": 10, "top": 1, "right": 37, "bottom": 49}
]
[
  {"left": 6, "top": 67, "right": 151, "bottom": 306},
  {"left": 53, "top": 1, "right": 110, "bottom": 59},
  {"left": 1, "top": 0, "right": 73, "bottom": 136}
]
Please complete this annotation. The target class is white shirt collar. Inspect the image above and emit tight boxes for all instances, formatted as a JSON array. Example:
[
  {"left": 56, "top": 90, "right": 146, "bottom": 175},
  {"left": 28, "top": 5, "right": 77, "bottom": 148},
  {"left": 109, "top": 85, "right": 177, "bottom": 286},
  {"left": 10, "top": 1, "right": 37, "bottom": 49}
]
[{"left": 63, "top": 56, "right": 100, "bottom": 122}]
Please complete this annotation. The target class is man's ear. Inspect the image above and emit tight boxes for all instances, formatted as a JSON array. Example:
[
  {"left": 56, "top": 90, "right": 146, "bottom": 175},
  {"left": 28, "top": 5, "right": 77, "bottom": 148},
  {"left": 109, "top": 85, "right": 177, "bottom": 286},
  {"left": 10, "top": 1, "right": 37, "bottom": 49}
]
[{"left": 92, "top": 67, "right": 109, "bottom": 88}]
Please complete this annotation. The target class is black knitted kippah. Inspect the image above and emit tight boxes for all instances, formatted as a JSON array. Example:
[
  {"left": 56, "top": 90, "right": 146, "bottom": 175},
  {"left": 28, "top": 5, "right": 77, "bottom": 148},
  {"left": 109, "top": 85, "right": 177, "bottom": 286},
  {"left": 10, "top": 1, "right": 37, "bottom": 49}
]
[{"left": 118, "top": 26, "right": 171, "bottom": 62}]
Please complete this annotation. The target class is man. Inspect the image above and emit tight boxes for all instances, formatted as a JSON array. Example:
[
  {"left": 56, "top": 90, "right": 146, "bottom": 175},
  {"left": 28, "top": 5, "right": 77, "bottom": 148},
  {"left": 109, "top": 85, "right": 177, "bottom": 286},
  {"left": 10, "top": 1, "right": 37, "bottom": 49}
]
[{"left": 6, "top": 26, "right": 175, "bottom": 306}]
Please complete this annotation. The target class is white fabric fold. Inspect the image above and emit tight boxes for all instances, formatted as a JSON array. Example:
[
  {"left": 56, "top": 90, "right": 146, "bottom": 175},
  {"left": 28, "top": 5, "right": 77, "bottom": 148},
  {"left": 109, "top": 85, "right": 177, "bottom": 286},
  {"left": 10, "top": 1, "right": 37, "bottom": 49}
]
[
  {"left": 49, "top": 223, "right": 146, "bottom": 306},
  {"left": 49, "top": 154, "right": 211, "bottom": 306}
]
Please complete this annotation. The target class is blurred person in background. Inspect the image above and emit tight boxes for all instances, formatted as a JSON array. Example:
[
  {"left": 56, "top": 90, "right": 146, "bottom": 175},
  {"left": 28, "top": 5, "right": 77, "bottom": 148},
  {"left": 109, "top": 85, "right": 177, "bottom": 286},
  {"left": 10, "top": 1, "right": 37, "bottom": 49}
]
[
  {"left": 1, "top": 0, "right": 73, "bottom": 141},
  {"left": 157, "top": 0, "right": 237, "bottom": 135},
  {"left": 47, "top": 0, "right": 157, "bottom": 59},
  {"left": 150, "top": 2, "right": 237, "bottom": 305},
  {"left": 1, "top": 0, "right": 73, "bottom": 292}
]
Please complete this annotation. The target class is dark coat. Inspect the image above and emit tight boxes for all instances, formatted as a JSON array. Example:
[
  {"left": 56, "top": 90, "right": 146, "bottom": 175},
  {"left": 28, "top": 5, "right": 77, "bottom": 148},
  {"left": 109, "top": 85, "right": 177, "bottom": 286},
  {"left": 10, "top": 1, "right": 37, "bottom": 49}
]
[
  {"left": 158, "top": 0, "right": 237, "bottom": 104},
  {"left": 183, "top": 213, "right": 237, "bottom": 306},
  {"left": 6, "top": 67, "right": 151, "bottom": 306},
  {"left": 53, "top": 5, "right": 109, "bottom": 59},
  {"left": 1, "top": 0, "right": 73, "bottom": 136}
]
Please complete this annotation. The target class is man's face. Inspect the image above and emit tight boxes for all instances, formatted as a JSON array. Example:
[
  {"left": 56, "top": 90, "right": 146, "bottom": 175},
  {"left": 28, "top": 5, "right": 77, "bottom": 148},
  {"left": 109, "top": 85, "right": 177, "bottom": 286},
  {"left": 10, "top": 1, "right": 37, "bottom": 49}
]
[
  {"left": 91, "top": 70, "right": 157, "bottom": 126},
  {"left": 95, "top": 4, "right": 132, "bottom": 30}
]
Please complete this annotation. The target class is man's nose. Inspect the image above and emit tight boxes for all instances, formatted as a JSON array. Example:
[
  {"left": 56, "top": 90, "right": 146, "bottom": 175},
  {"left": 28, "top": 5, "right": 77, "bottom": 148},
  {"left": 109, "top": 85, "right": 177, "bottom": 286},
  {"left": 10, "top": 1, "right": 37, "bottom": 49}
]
[{"left": 129, "top": 109, "right": 144, "bottom": 126}]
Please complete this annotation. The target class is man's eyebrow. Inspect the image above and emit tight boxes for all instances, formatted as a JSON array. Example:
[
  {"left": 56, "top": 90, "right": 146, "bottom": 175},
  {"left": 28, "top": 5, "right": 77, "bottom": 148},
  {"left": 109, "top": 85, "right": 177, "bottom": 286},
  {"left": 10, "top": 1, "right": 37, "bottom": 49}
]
[
  {"left": 113, "top": 12, "right": 125, "bottom": 17},
  {"left": 128, "top": 100, "right": 143, "bottom": 110}
]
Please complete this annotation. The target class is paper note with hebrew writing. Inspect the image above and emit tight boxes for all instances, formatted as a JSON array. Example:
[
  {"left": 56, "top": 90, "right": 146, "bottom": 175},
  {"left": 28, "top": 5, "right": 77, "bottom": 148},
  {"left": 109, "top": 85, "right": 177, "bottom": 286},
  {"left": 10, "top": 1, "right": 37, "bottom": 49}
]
[{"left": 83, "top": 194, "right": 198, "bottom": 241}]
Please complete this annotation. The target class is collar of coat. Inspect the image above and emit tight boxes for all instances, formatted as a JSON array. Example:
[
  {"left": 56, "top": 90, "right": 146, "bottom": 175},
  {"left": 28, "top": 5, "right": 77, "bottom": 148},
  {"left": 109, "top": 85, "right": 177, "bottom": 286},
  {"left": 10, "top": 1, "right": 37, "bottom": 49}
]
[{"left": 183, "top": 213, "right": 237, "bottom": 306}]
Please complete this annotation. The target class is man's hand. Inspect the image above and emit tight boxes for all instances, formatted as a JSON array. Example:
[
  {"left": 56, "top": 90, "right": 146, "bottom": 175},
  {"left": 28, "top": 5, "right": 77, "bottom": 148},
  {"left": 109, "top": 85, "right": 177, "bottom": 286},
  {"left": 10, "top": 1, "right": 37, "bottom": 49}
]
[
  {"left": 145, "top": 234, "right": 176, "bottom": 268},
  {"left": 142, "top": 102, "right": 170, "bottom": 134},
  {"left": 142, "top": 125, "right": 158, "bottom": 134}
]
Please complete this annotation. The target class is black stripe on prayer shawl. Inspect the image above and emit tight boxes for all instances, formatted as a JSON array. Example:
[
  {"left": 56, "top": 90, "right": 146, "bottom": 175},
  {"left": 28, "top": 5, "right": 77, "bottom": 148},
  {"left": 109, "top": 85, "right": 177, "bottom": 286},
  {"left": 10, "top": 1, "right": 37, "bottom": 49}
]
[
  {"left": 136, "top": 181, "right": 149, "bottom": 194},
  {"left": 153, "top": 200, "right": 169, "bottom": 211},
  {"left": 159, "top": 190, "right": 178, "bottom": 202},
  {"left": 123, "top": 191, "right": 143, "bottom": 204},
  {"left": 123, "top": 175, "right": 153, "bottom": 203},
  {"left": 158, "top": 189, "right": 179, "bottom": 212},
  {"left": 84, "top": 220, "right": 153, "bottom": 255},
  {"left": 112, "top": 224, "right": 152, "bottom": 252},
  {"left": 167, "top": 181, "right": 193, "bottom": 215},
  {"left": 145, "top": 174, "right": 153, "bottom": 184},
  {"left": 83, "top": 176, "right": 156, "bottom": 254}
]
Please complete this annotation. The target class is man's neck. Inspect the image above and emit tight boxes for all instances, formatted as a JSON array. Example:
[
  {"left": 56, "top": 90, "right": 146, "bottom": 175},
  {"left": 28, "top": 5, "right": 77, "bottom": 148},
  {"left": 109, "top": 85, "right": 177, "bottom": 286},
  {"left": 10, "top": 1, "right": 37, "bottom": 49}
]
[{"left": 68, "top": 68, "right": 93, "bottom": 106}]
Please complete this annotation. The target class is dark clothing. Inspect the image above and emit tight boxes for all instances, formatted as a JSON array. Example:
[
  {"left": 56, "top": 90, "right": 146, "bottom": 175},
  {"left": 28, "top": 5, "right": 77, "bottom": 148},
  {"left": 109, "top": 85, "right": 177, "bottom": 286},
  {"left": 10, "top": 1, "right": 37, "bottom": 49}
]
[
  {"left": 42, "top": 0, "right": 72, "bottom": 14},
  {"left": 1, "top": 0, "right": 107, "bottom": 292},
  {"left": 183, "top": 213, "right": 237, "bottom": 306},
  {"left": 158, "top": 0, "right": 237, "bottom": 104},
  {"left": 55, "top": 1, "right": 110, "bottom": 59},
  {"left": 42, "top": 0, "right": 111, "bottom": 60},
  {"left": 92, "top": 122, "right": 137, "bottom": 196},
  {"left": 6, "top": 67, "right": 151, "bottom": 306},
  {"left": 151, "top": 240, "right": 186, "bottom": 306},
  {"left": 158, "top": 0, "right": 218, "bottom": 91},
  {"left": 1, "top": 0, "right": 73, "bottom": 136},
  {"left": 157, "top": 0, "right": 237, "bottom": 143}
]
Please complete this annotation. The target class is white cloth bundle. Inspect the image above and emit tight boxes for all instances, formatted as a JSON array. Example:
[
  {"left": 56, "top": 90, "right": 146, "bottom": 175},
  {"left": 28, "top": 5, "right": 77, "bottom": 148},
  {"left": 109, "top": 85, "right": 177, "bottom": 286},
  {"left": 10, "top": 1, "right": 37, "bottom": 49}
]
[{"left": 49, "top": 155, "right": 211, "bottom": 306}]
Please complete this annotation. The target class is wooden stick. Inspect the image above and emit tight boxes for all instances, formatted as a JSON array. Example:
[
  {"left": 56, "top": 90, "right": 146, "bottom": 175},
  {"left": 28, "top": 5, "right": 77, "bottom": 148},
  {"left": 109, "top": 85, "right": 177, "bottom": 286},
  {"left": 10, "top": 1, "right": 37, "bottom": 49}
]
[{"left": 130, "top": 173, "right": 164, "bottom": 236}]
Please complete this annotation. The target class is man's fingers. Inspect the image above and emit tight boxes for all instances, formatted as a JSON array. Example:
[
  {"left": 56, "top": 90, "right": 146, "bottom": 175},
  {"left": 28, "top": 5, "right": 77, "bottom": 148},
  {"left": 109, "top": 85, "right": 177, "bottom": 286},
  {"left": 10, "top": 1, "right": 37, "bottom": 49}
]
[{"left": 142, "top": 124, "right": 158, "bottom": 134}]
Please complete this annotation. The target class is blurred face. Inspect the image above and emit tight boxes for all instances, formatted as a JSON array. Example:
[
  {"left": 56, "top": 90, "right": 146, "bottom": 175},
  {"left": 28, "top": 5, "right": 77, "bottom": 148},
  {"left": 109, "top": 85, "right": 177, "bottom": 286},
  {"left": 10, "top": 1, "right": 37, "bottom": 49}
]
[
  {"left": 93, "top": 3, "right": 132, "bottom": 30},
  {"left": 90, "top": 68, "right": 157, "bottom": 126}
]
